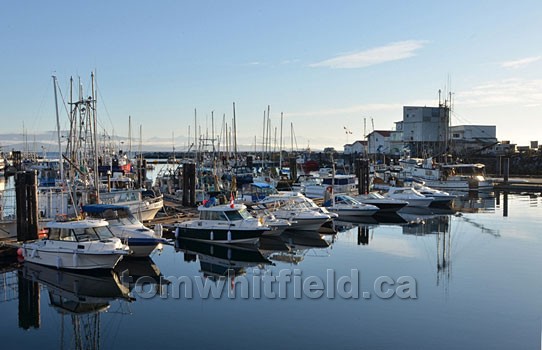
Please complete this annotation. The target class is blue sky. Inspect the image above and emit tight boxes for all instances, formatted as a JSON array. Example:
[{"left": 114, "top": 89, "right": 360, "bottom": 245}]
[{"left": 1, "top": 1, "right": 541, "bottom": 151}]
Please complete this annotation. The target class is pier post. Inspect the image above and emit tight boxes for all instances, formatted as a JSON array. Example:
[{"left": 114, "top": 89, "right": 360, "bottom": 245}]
[
  {"left": 289, "top": 157, "right": 297, "bottom": 181},
  {"left": 137, "top": 159, "right": 148, "bottom": 188},
  {"left": 503, "top": 157, "right": 510, "bottom": 184},
  {"left": 15, "top": 171, "right": 39, "bottom": 242},
  {"left": 356, "top": 158, "right": 370, "bottom": 195},
  {"left": 182, "top": 163, "right": 196, "bottom": 207},
  {"left": 12, "top": 151, "right": 22, "bottom": 171}
]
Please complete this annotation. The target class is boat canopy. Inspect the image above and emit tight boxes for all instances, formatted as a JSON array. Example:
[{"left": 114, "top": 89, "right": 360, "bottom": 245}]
[
  {"left": 251, "top": 182, "right": 274, "bottom": 189},
  {"left": 82, "top": 204, "right": 131, "bottom": 214}
]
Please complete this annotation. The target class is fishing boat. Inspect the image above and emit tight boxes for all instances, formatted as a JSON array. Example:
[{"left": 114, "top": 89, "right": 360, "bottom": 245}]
[
  {"left": 82, "top": 204, "right": 166, "bottom": 257},
  {"left": 325, "top": 194, "right": 380, "bottom": 217},
  {"left": 399, "top": 157, "right": 493, "bottom": 191},
  {"left": 21, "top": 219, "right": 130, "bottom": 270},
  {"left": 174, "top": 203, "right": 270, "bottom": 244}
]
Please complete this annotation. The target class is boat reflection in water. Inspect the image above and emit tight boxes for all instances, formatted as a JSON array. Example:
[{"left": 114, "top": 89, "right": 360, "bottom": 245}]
[
  {"left": 262, "top": 230, "right": 332, "bottom": 265},
  {"left": 451, "top": 191, "right": 496, "bottom": 213},
  {"left": 114, "top": 256, "right": 165, "bottom": 294},
  {"left": 21, "top": 262, "right": 131, "bottom": 349},
  {"left": 175, "top": 238, "right": 271, "bottom": 280}
]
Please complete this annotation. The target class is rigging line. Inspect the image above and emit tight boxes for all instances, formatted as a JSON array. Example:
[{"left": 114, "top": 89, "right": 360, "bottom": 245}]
[
  {"left": 95, "top": 80, "right": 116, "bottom": 136},
  {"left": 55, "top": 82, "right": 73, "bottom": 130},
  {"left": 28, "top": 77, "right": 52, "bottom": 132}
]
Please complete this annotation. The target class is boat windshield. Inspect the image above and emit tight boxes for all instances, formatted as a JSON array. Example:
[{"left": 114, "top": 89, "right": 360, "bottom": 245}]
[
  {"left": 73, "top": 226, "right": 116, "bottom": 242},
  {"left": 89, "top": 208, "right": 139, "bottom": 225},
  {"left": 224, "top": 207, "right": 252, "bottom": 221},
  {"left": 335, "top": 195, "right": 359, "bottom": 205}
]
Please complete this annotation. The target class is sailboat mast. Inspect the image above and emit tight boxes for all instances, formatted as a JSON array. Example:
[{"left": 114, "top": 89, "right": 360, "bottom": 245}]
[
  {"left": 261, "top": 111, "right": 265, "bottom": 168},
  {"left": 128, "top": 115, "right": 132, "bottom": 160},
  {"left": 232, "top": 102, "right": 238, "bottom": 166},
  {"left": 91, "top": 72, "right": 100, "bottom": 203},
  {"left": 52, "top": 75, "right": 64, "bottom": 185},
  {"left": 279, "top": 112, "right": 283, "bottom": 171}
]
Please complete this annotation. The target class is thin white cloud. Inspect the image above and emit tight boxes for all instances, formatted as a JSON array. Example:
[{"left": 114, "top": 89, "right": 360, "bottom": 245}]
[
  {"left": 500, "top": 56, "right": 541, "bottom": 69},
  {"left": 287, "top": 103, "right": 402, "bottom": 118},
  {"left": 309, "top": 40, "right": 429, "bottom": 69},
  {"left": 456, "top": 78, "right": 542, "bottom": 108}
]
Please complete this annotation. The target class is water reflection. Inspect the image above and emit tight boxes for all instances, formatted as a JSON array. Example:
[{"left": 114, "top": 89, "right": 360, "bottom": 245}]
[
  {"left": 175, "top": 238, "right": 271, "bottom": 280},
  {"left": 451, "top": 191, "right": 496, "bottom": 213},
  {"left": 1, "top": 191, "right": 539, "bottom": 349},
  {"left": 113, "top": 257, "right": 167, "bottom": 300},
  {"left": 20, "top": 262, "right": 131, "bottom": 349}
]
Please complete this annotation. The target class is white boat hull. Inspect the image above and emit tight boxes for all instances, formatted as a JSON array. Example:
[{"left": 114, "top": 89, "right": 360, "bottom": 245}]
[{"left": 22, "top": 240, "right": 128, "bottom": 270}]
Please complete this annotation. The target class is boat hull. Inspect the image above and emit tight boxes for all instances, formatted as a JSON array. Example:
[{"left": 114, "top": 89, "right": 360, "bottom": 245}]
[
  {"left": 125, "top": 238, "right": 163, "bottom": 258},
  {"left": 360, "top": 201, "right": 407, "bottom": 213},
  {"left": 175, "top": 227, "right": 265, "bottom": 244},
  {"left": 328, "top": 208, "right": 379, "bottom": 217},
  {"left": 23, "top": 247, "right": 125, "bottom": 270},
  {"left": 286, "top": 217, "right": 328, "bottom": 231}
]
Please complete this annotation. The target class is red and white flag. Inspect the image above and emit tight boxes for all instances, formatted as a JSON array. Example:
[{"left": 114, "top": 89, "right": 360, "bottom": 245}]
[{"left": 230, "top": 193, "right": 235, "bottom": 208}]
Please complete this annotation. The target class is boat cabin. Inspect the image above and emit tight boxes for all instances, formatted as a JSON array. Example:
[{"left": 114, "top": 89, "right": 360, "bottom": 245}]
[{"left": 46, "top": 220, "right": 116, "bottom": 242}]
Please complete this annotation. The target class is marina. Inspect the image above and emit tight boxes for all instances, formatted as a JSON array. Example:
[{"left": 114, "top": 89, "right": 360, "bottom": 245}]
[
  {"left": 2, "top": 3, "right": 542, "bottom": 348},
  {"left": 0, "top": 189, "right": 541, "bottom": 349}
]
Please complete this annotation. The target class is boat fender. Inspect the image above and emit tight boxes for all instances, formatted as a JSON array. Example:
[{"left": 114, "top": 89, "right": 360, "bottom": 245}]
[
  {"left": 210, "top": 231, "right": 214, "bottom": 241},
  {"left": 73, "top": 252, "right": 79, "bottom": 267},
  {"left": 227, "top": 231, "right": 232, "bottom": 242},
  {"left": 174, "top": 227, "right": 179, "bottom": 239},
  {"left": 56, "top": 256, "right": 62, "bottom": 269},
  {"left": 154, "top": 224, "right": 163, "bottom": 237}
]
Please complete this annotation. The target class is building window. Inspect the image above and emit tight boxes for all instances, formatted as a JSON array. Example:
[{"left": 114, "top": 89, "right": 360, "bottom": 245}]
[{"left": 453, "top": 133, "right": 460, "bottom": 138}]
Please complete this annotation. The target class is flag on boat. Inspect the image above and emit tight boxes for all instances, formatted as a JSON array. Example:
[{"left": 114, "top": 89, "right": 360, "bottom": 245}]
[{"left": 230, "top": 193, "right": 235, "bottom": 208}]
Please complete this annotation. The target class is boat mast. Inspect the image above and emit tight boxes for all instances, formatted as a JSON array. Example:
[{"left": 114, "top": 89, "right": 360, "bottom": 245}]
[
  {"left": 128, "top": 115, "right": 132, "bottom": 160},
  {"left": 232, "top": 102, "right": 238, "bottom": 166},
  {"left": 91, "top": 72, "right": 100, "bottom": 203},
  {"left": 52, "top": 75, "right": 65, "bottom": 186},
  {"left": 261, "top": 110, "right": 265, "bottom": 169},
  {"left": 279, "top": 112, "right": 283, "bottom": 172}
]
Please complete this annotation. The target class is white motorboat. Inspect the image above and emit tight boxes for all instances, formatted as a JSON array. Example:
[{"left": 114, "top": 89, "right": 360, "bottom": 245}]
[
  {"left": 257, "top": 194, "right": 332, "bottom": 231},
  {"left": 353, "top": 192, "right": 408, "bottom": 213},
  {"left": 411, "top": 182, "right": 455, "bottom": 207},
  {"left": 325, "top": 194, "right": 380, "bottom": 217},
  {"left": 247, "top": 206, "right": 292, "bottom": 236},
  {"left": 293, "top": 174, "right": 358, "bottom": 199},
  {"left": 82, "top": 204, "right": 166, "bottom": 257},
  {"left": 385, "top": 187, "right": 434, "bottom": 207},
  {"left": 22, "top": 219, "right": 130, "bottom": 270},
  {"left": 174, "top": 203, "right": 271, "bottom": 244},
  {"left": 100, "top": 189, "right": 164, "bottom": 222}
]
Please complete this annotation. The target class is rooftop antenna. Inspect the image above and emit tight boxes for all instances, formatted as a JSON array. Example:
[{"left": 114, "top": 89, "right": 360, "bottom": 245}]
[{"left": 438, "top": 89, "right": 442, "bottom": 107}]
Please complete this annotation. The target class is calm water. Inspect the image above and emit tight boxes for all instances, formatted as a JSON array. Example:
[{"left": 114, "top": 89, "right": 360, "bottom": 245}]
[{"left": 1, "top": 189, "right": 542, "bottom": 349}]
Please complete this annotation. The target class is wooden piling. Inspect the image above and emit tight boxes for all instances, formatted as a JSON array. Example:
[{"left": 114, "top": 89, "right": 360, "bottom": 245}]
[
  {"left": 356, "top": 158, "right": 370, "bottom": 195},
  {"left": 182, "top": 163, "right": 196, "bottom": 207},
  {"left": 15, "top": 171, "right": 39, "bottom": 242}
]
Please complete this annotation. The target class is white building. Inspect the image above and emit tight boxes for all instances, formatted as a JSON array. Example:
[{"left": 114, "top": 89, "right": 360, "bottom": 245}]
[
  {"left": 343, "top": 140, "right": 367, "bottom": 155},
  {"left": 367, "top": 131, "right": 391, "bottom": 155}
]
